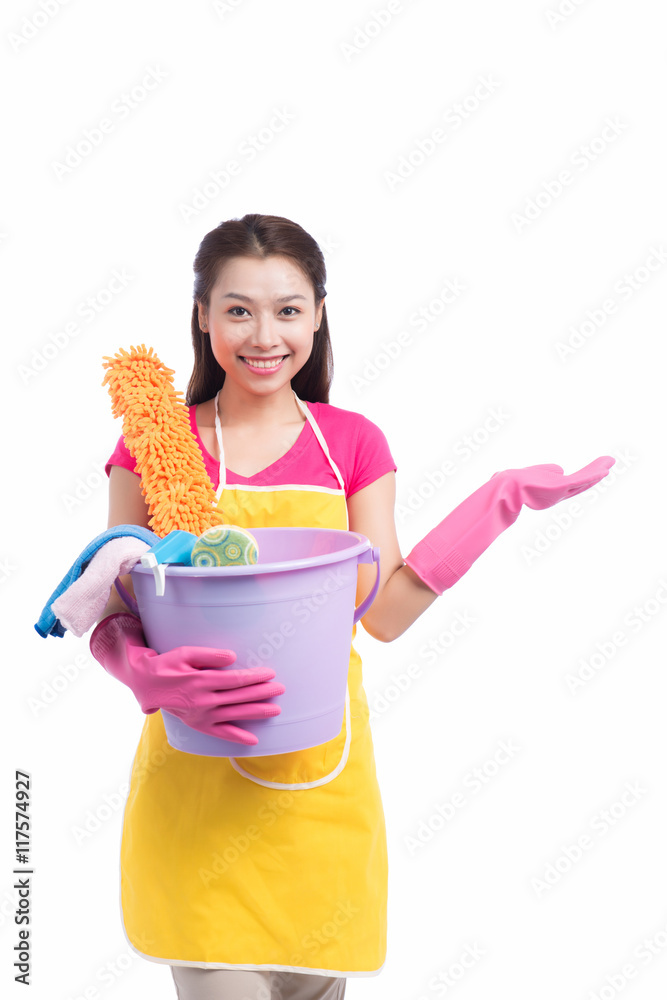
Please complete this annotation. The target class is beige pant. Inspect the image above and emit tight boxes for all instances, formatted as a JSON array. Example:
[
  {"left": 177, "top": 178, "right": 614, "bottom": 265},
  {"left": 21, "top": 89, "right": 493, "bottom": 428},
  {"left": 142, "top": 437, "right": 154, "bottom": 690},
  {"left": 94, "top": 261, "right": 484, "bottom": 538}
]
[{"left": 170, "top": 966, "right": 346, "bottom": 1000}]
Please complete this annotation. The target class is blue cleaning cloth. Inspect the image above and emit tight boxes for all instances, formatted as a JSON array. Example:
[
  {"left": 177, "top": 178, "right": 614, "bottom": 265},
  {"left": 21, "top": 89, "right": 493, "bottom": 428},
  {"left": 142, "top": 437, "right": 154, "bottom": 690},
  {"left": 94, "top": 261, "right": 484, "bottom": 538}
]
[{"left": 34, "top": 524, "right": 159, "bottom": 639}]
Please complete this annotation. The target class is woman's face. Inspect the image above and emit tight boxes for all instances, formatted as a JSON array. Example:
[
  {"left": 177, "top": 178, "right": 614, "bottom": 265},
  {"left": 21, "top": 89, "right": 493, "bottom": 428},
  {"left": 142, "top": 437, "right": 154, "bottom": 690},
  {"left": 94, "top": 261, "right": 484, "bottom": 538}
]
[{"left": 198, "top": 255, "right": 324, "bottom": 398}]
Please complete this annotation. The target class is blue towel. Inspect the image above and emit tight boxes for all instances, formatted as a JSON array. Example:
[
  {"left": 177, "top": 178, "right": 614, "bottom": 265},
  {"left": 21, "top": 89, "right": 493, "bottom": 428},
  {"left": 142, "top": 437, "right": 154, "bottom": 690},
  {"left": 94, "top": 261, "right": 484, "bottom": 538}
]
[{"left": 34, "top": 524, "right": 159, "bottom": 639}]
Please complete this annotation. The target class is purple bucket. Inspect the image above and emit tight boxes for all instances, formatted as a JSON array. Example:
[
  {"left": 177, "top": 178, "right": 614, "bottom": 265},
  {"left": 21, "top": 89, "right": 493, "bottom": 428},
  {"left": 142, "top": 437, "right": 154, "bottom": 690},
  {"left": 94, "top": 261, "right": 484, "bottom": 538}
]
[{"left": 130, "top": 527, "right": 380, "bottom": 758}]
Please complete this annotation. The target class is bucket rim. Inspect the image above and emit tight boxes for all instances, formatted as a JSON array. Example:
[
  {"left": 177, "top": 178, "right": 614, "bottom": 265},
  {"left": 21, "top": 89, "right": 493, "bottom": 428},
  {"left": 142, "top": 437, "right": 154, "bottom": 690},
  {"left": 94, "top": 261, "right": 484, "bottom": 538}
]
[{"left": 130, "top": 526, "right": 372, "bottom": 578}]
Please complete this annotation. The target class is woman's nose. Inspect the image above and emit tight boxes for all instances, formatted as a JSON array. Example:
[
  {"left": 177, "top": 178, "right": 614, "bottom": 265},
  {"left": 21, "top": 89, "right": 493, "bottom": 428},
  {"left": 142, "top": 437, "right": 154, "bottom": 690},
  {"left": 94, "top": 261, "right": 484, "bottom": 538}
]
[{"left": 251, "top": 314, "right": 281, "bottom": 349}]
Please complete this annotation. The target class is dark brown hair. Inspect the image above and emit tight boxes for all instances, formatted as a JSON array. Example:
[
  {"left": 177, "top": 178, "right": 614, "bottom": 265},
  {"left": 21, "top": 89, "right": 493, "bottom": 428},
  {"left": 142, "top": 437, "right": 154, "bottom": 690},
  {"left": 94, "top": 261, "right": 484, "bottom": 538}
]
[{"left": 186, "top": 214, "right": 333, "bottom": 405}]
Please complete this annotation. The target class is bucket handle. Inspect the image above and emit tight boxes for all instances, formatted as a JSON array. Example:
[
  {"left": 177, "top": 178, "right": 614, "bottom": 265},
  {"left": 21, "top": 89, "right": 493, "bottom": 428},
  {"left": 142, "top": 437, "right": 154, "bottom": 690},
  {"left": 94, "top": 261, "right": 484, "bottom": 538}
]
[
  {"left": 353, "top": 546, "right": 381, "bottom": 624},
  {"left": 114, "top": 576, "right": 140, "bottom": 618}
]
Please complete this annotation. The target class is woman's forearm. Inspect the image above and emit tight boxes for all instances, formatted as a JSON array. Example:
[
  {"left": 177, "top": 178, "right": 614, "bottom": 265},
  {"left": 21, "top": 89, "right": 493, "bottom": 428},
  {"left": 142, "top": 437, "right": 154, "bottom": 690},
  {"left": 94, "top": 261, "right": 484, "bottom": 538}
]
[
  {"left": 360, "top": 563, "right": 438, "bottom": 643},
  {"left": 96, "top": 573, "right": 139, "bottom": 626}
]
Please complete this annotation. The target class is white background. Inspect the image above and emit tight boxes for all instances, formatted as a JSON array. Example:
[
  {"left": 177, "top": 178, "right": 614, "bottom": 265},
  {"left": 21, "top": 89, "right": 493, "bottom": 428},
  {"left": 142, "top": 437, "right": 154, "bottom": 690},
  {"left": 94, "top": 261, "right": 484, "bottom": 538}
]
[{"left": 3, "top": 1, "right": 666, "bottom": 998}]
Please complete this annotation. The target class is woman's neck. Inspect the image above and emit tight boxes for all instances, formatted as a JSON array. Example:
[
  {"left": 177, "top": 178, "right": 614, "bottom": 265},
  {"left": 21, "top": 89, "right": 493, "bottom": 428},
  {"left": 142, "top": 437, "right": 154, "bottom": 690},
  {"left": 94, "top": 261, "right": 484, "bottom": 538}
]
[{"left": 216, "top": 380, "right": 303, "bottom": 428}]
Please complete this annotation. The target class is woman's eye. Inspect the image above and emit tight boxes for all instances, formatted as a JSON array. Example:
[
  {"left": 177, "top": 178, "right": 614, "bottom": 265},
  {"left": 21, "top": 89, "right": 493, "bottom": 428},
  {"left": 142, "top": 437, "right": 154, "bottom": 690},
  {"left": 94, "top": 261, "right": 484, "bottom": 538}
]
[{"left": 226, "top": 305, "right": 300, "bottom": 317}]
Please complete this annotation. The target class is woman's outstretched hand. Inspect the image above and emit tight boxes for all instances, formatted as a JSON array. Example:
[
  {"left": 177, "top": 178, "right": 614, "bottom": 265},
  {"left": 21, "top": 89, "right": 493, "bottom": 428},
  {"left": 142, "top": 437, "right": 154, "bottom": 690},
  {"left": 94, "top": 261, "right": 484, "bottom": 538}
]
[
  {"left": 89, "top": 612, "right": 285, "bottom": 745},
  {"left": 404, "top": 455, "right": 616, "bottom": 596},
  {"left": 490, "top": 456, "right": 616, "bottom": 510}
]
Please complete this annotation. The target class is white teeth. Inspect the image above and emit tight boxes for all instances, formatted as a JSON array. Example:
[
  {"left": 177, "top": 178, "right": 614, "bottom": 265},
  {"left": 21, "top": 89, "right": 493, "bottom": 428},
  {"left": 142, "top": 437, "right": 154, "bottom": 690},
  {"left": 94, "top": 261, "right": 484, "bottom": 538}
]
[{"left": 243, "top": 356, "right": 285, "bottom": 369}]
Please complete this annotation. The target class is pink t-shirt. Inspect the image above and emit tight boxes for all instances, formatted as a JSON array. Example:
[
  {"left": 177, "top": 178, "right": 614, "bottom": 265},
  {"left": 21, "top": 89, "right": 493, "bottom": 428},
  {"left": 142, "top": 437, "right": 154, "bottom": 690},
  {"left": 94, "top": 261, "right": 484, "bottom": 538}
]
[{"left": 105, "top": 400, "right": 396, "bottom": 498}]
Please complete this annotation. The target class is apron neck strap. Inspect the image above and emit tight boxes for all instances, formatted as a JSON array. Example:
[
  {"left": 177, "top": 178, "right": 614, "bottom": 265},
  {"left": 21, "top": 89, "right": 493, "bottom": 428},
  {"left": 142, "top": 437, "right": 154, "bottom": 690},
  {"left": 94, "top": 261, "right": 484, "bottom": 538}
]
[
  {"left": 213, "top": 390, "right": 225, "bottom": 500},
  {"left": 292, "top": 391, "right": 346, "bottom": 492},
  {"left": 213, "top": 388, "right": 347, "bottom": 500}
]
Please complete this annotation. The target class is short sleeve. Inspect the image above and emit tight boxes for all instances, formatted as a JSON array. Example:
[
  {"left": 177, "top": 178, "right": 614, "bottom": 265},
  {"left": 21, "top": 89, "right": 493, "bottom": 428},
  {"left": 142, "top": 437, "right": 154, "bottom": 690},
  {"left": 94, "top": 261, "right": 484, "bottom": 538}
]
[
  {"left": 347, "top": 414, "right": 397, "bottom": 497},
  {"left": 105, "top": 433, "right": 139, "bottom": 477},
  {"left": 104, "top": 406, "right": 219, "bottom": 486}
]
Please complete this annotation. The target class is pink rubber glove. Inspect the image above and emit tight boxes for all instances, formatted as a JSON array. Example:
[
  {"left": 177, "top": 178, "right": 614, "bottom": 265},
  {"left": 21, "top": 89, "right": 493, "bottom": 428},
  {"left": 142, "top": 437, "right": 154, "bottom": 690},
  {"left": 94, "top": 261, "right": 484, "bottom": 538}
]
[
  {"left": 404, "top": 456, "right": 616, "bottom": 595},
  {"left": 89, "top": 612, "right": 285, "bottom": 745}
]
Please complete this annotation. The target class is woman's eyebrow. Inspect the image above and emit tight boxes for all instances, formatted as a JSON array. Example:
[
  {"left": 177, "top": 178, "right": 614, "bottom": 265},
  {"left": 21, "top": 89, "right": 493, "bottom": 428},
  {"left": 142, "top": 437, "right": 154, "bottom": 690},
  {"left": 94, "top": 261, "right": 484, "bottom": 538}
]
[{"left": 221, "top": 292, "right": 307, "bottom": 303}]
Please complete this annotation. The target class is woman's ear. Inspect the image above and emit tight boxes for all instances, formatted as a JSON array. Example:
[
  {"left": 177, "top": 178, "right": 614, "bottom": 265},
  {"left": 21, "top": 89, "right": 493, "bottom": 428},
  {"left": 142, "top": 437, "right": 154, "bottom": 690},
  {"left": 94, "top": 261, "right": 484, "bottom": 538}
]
[{"left": 315, "top": 296, "right": 325, "bottom": 329}]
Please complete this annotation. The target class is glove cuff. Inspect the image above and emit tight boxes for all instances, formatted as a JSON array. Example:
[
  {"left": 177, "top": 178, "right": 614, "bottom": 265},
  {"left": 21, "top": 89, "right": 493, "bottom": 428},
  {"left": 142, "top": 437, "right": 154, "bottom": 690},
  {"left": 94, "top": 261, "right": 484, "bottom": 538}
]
[
  {"left": 403, "top": 472, "right": 522, "bottom": 595},
  {"left": 89, "top": 612, "right": 144, "bottom": 663},
  {"left": 404, "top": 539, "right": 472, "bottom": 596}
]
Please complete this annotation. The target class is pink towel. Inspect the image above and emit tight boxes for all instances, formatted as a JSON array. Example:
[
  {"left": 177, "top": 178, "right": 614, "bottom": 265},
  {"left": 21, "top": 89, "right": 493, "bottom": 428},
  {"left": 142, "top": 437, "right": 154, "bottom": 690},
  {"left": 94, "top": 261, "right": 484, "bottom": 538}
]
[{"left": 52, "top": 537, "right": 150, "bottom": 637}]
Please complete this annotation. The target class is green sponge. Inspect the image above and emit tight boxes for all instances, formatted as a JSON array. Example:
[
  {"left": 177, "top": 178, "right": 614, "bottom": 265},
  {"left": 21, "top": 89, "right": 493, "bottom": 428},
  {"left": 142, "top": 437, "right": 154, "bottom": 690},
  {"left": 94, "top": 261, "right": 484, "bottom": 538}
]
[{"left": 190, "top": 525, "right": 259, "bottom": 567}]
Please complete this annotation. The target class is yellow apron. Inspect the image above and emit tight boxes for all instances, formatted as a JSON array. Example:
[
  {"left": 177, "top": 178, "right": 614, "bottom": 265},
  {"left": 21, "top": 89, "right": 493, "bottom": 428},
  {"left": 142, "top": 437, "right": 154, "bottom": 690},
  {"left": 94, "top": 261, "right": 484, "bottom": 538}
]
[{"left": 119, "top": 392, "right": 388, "bottom": 977}]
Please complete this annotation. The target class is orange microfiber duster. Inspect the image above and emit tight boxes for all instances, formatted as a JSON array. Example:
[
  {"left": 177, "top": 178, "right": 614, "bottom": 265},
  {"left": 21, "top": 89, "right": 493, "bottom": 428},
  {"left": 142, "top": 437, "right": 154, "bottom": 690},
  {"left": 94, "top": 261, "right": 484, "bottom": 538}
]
[{"left": 102, "top": 345, "right": 225, "bottom": 537}]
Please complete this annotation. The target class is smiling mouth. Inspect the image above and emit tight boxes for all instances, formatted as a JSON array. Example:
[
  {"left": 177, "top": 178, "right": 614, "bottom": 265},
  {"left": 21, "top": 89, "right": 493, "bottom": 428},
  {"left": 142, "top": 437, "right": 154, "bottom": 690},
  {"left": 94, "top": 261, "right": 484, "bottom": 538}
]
[{"left": 241, "top": 355, "right": 288, "bottom": 369}]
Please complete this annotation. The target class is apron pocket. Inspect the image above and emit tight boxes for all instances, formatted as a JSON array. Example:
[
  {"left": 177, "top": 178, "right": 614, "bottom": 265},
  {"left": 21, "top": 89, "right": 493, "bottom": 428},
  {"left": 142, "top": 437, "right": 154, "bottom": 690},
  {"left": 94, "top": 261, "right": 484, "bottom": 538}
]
[{"left": 229, "top": 686, "right": 351, "bottom": 789}]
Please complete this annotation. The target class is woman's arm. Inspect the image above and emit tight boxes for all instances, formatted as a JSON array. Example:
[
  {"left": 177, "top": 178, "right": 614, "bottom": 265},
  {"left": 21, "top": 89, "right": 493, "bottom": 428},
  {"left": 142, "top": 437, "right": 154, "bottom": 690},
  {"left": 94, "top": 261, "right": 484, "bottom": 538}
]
[
  {"left": 97, "top": 466, "right": 151, "bottom": 622},
  {"left": 349, "top": 456, "right": 617, "bottom": 642},
  {"left": 347, "top": 471, "right": 438, "bottom": 643}
]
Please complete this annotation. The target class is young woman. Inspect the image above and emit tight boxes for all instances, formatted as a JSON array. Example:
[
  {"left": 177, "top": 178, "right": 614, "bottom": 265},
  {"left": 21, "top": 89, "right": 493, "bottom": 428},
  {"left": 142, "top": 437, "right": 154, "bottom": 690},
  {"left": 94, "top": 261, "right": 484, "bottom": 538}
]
[{"left": 91, "top": 213, "right": 613, "bottom": 1000}]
